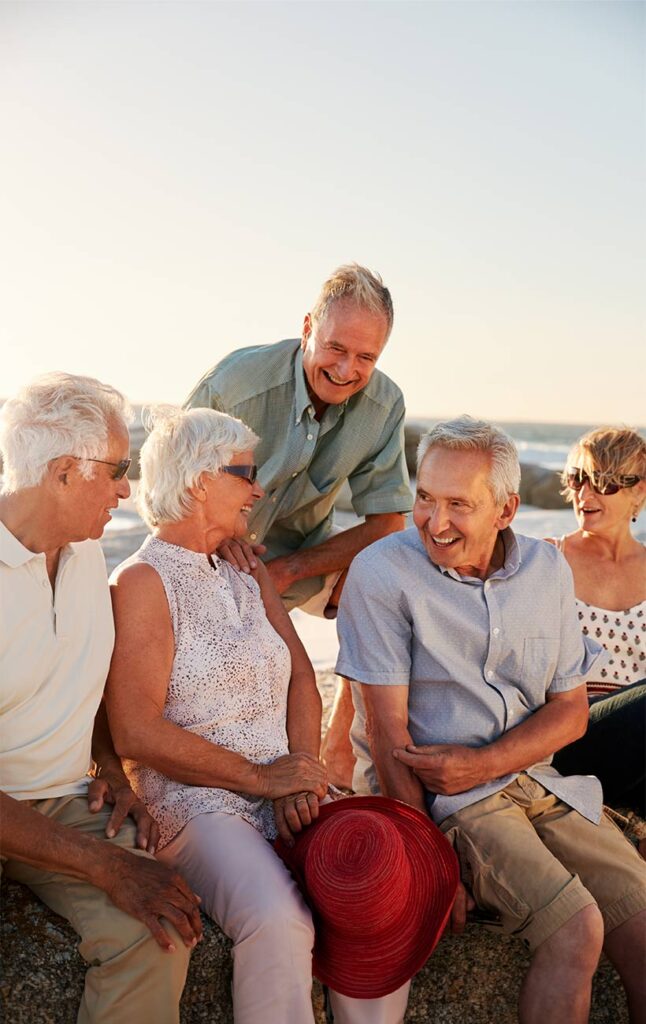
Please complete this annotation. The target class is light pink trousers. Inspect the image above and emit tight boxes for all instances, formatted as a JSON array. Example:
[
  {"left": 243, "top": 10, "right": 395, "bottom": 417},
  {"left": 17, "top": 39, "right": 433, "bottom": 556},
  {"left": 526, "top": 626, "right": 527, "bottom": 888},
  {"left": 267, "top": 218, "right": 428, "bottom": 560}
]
[{"left": 159, "top": 812, "right": 411, "bottom": 1024}]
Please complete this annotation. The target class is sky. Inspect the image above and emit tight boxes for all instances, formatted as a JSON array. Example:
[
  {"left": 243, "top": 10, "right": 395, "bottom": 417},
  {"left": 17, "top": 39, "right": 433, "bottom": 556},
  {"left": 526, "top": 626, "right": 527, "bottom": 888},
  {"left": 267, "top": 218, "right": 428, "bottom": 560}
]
[{"left": 1, "top": 0, "right": 644, "bottom": 423}]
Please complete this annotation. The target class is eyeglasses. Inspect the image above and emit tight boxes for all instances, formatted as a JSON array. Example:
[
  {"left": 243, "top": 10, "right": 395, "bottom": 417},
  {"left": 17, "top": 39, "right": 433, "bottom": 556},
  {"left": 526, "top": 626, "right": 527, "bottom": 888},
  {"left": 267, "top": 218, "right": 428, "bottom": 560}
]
[
  {"left": 221, "top": 464, "right": 258, "bottom": 484},
  {"left": 73, "top": 456, "right": 132, "bottom": 480},
  {"left": 566, "top": 467, "right": 641, "bottom": 496}
]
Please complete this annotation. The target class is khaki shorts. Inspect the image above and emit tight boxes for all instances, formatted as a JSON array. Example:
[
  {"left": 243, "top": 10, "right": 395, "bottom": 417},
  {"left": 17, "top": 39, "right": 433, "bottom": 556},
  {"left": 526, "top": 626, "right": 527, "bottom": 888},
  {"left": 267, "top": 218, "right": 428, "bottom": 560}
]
[{"left": 440, "top": 774, "right": 646, "bottom": 952}]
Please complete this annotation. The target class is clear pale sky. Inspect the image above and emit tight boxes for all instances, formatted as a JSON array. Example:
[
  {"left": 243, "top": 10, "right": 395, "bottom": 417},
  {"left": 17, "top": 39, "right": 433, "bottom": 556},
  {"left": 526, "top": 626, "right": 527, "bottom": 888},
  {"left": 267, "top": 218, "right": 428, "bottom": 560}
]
[{"left": 1, "top": 0, "right": 644, "bottom": 422}]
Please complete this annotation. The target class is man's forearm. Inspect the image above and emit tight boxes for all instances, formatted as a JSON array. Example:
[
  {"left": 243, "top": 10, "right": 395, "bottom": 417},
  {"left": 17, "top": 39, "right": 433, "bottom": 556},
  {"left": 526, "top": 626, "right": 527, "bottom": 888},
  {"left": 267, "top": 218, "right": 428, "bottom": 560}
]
[
  {"left": 0, "top": 790, "right": 128, "bottom": 888},
  {"left": 396, "top": 691, "right": 589, "bottom": 795},
  {"left": 477, "top": 696, "right": 589, "bottom": 782},
  {"left": 267, "top": 513, "right": 405, "bottom": 589}
]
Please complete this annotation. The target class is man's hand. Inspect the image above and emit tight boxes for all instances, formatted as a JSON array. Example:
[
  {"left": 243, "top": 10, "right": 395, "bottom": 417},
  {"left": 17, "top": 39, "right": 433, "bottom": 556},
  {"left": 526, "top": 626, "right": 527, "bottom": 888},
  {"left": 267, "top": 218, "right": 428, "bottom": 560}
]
[
  {"left": 450, "top": 882, "right": 476, "bottom": 934},
  {"left": 257, "top": 753, "right": 328, "bottom": 800},
  {"left": 104, "top": 849, "right": 202, "bottom": 952},
  {"left": 273, "top": 791, "right": 320, "bottom": 846},
  {"left": 217, "top": 538, "right": 267, "bottom": 574},
  {"left": 392, "top": 744, "right": 486, "bottom": 795},
  {"left": 87, "top": 777, "right": 160, "bottom": 854}
]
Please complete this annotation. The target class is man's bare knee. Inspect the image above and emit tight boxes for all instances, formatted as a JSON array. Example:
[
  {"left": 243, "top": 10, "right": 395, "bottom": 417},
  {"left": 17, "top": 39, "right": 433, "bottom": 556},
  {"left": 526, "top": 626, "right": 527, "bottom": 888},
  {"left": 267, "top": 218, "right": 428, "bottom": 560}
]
[{"left": 534, "top": 904, "right": 604, "bottom": 974}]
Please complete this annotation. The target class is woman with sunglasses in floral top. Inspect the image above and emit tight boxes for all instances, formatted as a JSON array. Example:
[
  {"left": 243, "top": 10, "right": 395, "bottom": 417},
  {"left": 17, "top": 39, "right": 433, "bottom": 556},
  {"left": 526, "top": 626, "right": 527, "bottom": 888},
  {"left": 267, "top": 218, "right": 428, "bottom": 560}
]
[{"left": 545, "top": 427, "right": 646, "bottom": 845}]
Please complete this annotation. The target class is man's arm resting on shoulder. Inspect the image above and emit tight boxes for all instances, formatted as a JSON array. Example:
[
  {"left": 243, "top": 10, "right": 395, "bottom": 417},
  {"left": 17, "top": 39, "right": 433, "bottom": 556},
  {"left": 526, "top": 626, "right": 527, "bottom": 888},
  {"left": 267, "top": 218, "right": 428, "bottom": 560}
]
[
  {"left": 394, "top": 685, "right": 589, "bottom": 795},
  {"left": 266, "top": 512, "right": 406, "bottom": 595},
  {"left": 0, "top": 791, "right": 202, "bottom": 951}
]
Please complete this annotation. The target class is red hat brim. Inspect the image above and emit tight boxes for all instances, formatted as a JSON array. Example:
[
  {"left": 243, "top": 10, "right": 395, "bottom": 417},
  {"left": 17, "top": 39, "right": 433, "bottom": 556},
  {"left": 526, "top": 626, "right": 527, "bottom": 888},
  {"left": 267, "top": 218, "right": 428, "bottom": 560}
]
[{"left": 275, "top": 795, "right": 459, "bottom": 998}]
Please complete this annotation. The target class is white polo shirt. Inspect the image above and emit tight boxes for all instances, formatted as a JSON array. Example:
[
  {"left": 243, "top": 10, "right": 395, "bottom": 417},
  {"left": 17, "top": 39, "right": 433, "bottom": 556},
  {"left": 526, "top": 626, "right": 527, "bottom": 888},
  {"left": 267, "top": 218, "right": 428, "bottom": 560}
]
[{"left": 0, "top": 521, "right": 114, "bottom": 800}]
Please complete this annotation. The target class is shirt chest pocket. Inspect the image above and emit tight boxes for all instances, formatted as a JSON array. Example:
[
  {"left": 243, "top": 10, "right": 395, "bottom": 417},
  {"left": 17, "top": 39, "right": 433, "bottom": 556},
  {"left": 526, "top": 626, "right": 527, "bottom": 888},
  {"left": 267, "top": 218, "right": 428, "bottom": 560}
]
[{"left": 520, "top": 638, "right": 561, "bottom": 689}]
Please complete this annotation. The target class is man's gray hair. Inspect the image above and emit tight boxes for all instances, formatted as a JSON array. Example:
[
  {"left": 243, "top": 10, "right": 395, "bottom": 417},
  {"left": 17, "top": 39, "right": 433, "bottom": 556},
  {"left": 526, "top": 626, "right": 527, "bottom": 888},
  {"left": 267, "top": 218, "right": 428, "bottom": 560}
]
[
  {"left": 417, "top": 416, "right": 521, "bottom": 504},
  {"left": 137, "top": 406, "right": 259, "bottom": 528},
  {"left": 0, "top": 372, "right": 131, "bottom": 494},
  {"left": 311, "top": 263, "right": 394, "bottom": 339}
]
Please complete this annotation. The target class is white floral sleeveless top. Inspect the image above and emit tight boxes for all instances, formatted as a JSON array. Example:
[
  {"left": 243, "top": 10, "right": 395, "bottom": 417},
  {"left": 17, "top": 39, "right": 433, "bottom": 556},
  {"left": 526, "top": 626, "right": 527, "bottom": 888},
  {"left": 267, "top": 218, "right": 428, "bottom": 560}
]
[
  {"left": 576, "top": 600, "right": 646, "bottom": 693},
  {"left": 119, "top": 536, "right": 291, "bottom": 848},
  {"left": 553, "top": 536, "right": 646, "bottom": 693}
]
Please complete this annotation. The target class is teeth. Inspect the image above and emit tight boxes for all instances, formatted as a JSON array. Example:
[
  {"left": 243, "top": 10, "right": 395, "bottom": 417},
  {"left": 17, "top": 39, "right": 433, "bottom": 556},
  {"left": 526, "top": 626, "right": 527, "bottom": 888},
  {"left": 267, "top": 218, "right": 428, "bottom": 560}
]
[
  {"left": 325, "top": 371, "right": 354, "bottom": 386},
  {"left": 432, "top": 536, "right": 457, "bottom": 546}
]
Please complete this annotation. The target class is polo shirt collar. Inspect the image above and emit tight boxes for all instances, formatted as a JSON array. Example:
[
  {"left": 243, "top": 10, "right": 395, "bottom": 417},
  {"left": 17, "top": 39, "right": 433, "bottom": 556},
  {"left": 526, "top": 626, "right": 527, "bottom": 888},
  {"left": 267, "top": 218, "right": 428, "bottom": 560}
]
[
  {"left": 294, "top": 346, "right": 312, "bottom": 425},
  {"left": 0, "top": 518, "right": 78, "bottom": 569},
  {"left": 0, "top": 519, "right": 38, "bottom": 568},
  {"left": 436, "top": 527, "right": 521, "bottom": 585}
]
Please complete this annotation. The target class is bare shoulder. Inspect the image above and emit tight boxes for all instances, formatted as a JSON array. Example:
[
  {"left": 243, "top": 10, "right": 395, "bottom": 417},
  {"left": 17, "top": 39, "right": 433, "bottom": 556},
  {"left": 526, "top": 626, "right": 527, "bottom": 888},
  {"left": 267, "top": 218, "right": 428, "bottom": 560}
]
[{"left": 110, "top": 560, "right": 169, "bottom": 622}]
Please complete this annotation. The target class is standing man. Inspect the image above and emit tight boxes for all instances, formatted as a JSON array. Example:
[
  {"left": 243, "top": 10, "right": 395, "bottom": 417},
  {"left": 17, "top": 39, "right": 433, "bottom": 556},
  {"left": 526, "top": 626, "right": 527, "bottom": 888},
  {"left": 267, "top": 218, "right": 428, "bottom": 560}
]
[
  {"left": 185, "top": 264, "right": 412, "bottom": 786},
  {"left": 336, "top": 416, "right": 646, "bottom": 1024},
  {"left": 0, "top": 373, "right": 201, "bottom": 1024}
]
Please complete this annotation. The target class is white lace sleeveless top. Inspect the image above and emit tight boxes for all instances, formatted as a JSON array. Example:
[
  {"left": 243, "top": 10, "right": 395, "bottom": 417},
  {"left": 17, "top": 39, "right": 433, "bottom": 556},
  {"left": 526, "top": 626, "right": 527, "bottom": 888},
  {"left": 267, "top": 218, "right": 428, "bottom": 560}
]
[
  {"left": 553, "top": 537, "right": 646, "bottom": 693},
  {"left": 120, "top": 535, "right": 291, "bottom": 848}
]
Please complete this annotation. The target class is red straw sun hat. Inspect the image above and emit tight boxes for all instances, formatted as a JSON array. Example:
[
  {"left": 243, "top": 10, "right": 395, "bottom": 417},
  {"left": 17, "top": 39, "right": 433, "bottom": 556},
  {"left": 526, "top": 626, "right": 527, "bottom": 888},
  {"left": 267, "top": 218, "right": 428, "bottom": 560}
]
[{"left": 275, "top": 795, "right": 459, "bottom": 999}]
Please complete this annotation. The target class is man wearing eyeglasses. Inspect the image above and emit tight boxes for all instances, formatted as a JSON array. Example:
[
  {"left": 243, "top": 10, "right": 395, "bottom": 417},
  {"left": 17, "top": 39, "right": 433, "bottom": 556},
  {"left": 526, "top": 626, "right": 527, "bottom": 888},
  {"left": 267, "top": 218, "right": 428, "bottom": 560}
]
[
  {"left": 0, "top": 372, "right": 201, "bottom": 1023},
  {"left": 185, "top": 264, "right": 413, "bottom": 788},
  {"left": 337, "top": 416, "right": 646, "bottom": 1024}
]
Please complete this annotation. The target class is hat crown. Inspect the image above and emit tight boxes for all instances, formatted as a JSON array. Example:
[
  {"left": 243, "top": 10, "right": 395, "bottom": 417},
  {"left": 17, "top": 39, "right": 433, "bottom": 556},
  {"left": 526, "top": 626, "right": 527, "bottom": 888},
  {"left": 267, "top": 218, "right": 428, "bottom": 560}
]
[{"left": 304, "top": 810, "right": 412, "bottom": 938}]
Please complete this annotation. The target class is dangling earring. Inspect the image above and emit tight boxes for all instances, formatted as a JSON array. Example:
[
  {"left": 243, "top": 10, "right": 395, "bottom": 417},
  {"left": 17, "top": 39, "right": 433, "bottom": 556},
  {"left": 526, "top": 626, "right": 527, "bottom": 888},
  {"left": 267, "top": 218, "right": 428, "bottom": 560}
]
[{"left": 632, "top": 509, "right": 638, "bottom": 523}]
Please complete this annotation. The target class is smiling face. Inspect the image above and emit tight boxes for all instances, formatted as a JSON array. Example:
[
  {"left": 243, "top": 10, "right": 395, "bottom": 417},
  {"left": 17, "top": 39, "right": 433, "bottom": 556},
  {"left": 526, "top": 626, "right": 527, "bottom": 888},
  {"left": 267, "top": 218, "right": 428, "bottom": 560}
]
[
  {"left": 570, "top": 461, "right": 646, "bottom": 534},
  {"left": 413, "top": 447, "right": 519, "bottom": 579},
  {"left": 201, "top": 449, "right": 264, "bottom": 542},
  {"left": 65, "top": 418, "right": 132, "bottom": 541},
  {"left": 300, "top": 299, "right": 389, "bottom": 416}
]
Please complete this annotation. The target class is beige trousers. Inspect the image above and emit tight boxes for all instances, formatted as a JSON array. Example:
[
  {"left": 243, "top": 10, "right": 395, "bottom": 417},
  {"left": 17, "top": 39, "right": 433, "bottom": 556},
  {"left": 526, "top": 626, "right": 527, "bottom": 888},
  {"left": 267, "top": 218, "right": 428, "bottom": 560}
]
[
  {"left": 159, "top": 811, "right": 411, "bottom": 1024},
  {"left": 3, "top": 795, "right": 190, "bottom": 1024}
]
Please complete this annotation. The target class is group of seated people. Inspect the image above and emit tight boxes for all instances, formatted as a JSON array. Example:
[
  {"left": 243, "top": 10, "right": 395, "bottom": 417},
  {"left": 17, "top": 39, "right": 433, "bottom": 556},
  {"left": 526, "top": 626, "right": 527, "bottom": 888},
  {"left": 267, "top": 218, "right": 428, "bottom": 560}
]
[{"left": 1, "top": 264, "right": 645, "bottom": 1024}]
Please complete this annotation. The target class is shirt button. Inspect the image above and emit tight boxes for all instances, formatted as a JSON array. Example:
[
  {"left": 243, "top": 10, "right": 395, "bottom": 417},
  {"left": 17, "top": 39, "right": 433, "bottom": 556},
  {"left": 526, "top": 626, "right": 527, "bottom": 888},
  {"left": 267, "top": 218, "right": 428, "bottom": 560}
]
[
  {"left": 487, "top": 669, "right": 494, "bottom": 680},
  {"left": 308, "top": 406, "right": 314, "bottom": 415},
  {"left": 493, "top": 627, "right": 500, "bottom": 636},
  {"left": 41, "top": 579, "right": 48, "bottom": 588},
  {"left": 271, "top": 496, "right": 277, "bottom": 503},
  {"left": 292, "top": 472, "right": 298, "bottom": 478},
  {"left": 250, "top": 532, "right": 257, "bottom": 541},
  {"left": 307, "top": 433, "right": 313, "bottom": 441}
]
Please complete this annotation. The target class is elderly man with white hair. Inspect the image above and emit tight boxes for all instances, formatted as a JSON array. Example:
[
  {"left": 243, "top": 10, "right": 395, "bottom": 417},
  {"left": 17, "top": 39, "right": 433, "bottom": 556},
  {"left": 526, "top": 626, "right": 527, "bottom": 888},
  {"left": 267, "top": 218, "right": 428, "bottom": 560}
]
[
  {"left": 0, "top": 373, "right": 201, "bottom": 1024},
  {"left": 337, "top": 416, "right": 646, "bottom": 1024}
]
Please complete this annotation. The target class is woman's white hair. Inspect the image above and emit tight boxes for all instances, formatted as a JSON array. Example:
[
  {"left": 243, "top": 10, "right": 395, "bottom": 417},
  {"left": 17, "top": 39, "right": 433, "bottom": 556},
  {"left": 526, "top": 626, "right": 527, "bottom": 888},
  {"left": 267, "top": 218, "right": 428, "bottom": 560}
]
[
  {"left": 137, "top": 405, "right": 259, "bottom": 528},
  {"left": 417, "top": 415, "right": 521, "bottom": 504},
  {"left": 0, "top": 372, "right": 131, "bottom": 493}
]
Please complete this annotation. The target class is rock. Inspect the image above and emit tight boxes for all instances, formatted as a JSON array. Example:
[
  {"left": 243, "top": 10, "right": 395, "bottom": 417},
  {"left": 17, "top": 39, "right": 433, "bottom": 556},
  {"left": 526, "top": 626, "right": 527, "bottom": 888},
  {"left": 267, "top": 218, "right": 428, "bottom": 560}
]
[{"left": 1, "top": 878, "right": 628, "bottom": 1023}]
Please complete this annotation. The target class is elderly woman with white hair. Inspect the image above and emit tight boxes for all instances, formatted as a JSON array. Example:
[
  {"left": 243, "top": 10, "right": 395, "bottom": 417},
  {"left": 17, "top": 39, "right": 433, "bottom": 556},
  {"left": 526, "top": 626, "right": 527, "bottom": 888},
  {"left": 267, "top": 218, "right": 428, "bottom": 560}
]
[{"left": 105, "top": 406, "right": 412, "bottom": 1024}]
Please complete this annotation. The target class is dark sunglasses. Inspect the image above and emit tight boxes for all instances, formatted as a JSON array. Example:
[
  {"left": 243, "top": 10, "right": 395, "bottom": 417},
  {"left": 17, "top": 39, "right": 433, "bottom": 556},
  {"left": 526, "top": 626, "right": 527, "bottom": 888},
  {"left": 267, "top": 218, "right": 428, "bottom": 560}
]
[
  {"left": 221, "top": 464, "right": 258, "bottom": 484},
  {"left": 566, "top": 467, "right": 641, "bottom": 496},
  {"left": 73, "top": 456, "right": 132, "bottom": 480}
]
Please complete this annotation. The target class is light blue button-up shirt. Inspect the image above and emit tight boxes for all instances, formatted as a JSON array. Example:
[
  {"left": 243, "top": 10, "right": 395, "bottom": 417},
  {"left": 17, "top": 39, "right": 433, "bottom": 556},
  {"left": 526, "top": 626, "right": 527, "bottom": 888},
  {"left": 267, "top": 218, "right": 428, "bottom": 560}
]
[
  {"left": 186, "top": 338, "right": 413, "bottom": 607},
  {"left": 336, "top": 526, "right": 607, "bottom": 823}
]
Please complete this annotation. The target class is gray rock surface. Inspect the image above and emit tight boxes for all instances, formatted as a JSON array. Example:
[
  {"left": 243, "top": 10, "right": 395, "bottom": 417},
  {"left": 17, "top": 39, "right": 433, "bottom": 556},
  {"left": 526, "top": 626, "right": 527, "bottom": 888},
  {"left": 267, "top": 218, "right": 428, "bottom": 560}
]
[{"left": 1, "top": 877, "right": 628, "bottom": 1023}]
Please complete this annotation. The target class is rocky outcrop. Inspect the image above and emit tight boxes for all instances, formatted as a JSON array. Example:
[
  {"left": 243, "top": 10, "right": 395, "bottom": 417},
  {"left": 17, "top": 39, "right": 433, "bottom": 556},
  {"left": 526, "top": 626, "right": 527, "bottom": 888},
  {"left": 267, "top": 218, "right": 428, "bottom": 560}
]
[{"left": 1, "top": 878, "right": 628, "bottom": 1023}]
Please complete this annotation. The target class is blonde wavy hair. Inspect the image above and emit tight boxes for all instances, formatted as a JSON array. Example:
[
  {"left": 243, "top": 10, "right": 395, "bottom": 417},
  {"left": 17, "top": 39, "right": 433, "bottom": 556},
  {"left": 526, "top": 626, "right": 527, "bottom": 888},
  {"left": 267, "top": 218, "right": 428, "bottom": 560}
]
[{"left": 561, "top": 426, "right": 646, "bottom": 514}]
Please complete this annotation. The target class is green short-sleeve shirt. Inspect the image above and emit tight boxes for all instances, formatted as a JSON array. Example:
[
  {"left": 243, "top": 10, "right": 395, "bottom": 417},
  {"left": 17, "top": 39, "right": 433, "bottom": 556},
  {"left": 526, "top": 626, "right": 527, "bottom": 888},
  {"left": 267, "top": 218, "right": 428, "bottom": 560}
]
[{"left": 185, "top": 338, "right": 412, "bottom": 603}]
